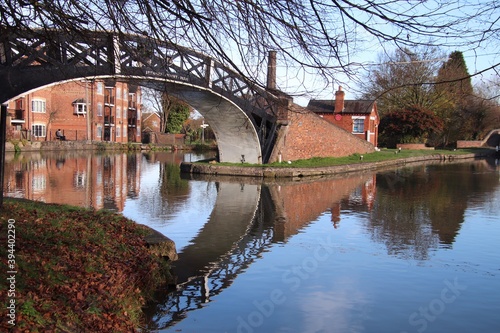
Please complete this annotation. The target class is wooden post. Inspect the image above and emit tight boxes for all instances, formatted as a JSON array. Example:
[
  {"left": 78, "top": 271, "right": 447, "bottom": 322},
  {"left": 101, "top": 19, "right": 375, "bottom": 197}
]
[{"left": 0, "top": 104, "right": 7, "bottom": 208}]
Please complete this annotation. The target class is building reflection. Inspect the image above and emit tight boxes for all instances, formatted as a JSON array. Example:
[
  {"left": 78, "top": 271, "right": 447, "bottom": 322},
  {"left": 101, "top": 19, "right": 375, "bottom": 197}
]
[
  {"left": 3, "top": 151, "right": 141, "bottom": 210},
  {"left": 268, "top": 173, "right": 377, "bottom": 240}
]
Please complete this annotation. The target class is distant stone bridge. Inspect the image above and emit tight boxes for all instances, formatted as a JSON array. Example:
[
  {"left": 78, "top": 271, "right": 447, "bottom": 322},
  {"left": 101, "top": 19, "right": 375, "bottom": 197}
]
[{"left": 0, "top": 29, "right": 288, "bottom": 163}]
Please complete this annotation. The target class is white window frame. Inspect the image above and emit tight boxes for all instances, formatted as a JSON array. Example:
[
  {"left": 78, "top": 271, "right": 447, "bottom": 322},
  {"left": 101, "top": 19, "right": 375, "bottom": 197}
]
[
  {"left": 96, "top": 125, "right": 103, "bottom": 138},
  {"left": 32, "top": 99, "right": 46, "bottom": 113},
  {"left": 74, "top": 103, "right": 87, "bottom": 115},
  {"left": 352, "top": 117, "right": 365, "bottom": 134},
  {"left": 97, "top": 103, "right": 103, "bottom": 117},
  {"left": 32, "top": 124, "right": 46, "bottom": 137}
]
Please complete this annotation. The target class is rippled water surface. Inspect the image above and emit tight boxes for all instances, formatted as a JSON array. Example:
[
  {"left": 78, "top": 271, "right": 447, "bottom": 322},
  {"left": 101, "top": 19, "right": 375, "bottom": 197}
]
[{"left": 4, "top": 151, "right": 500, "bottom": 333}]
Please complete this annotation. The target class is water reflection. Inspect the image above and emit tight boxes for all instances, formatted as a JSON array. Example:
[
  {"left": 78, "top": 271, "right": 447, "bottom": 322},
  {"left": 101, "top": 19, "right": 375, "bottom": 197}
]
[
  {"left": 372, "top": 162, "right": 500, "bottom": 260},
  {"left": 141, "top": 172, "right": 381, "bottom": 330},
  {"left": 4, "top": 151, "right": 141, "bottom": 210},
  {"left": 3, "top": 152, "right": 499, "bottom": 331}
]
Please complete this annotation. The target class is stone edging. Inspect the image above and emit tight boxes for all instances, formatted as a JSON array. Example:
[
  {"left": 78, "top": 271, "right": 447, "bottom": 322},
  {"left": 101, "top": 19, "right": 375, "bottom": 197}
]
[{"left": 180, "top": 153, "right": 492, "bottom": 178}]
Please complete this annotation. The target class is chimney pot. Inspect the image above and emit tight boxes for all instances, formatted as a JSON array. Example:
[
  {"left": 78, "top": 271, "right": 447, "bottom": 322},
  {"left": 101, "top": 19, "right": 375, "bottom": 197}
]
[{"left": 335, "top": 86, "right": 345, "bottom": 113}]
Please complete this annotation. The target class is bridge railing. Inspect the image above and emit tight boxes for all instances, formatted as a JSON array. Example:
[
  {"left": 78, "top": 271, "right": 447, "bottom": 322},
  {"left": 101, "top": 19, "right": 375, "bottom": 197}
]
[
  {"left": 1, "top": 29, "right": 283, "bottom": 162},
  {"left": 2, "top": 29, "right": 277, "bottom": 113}
]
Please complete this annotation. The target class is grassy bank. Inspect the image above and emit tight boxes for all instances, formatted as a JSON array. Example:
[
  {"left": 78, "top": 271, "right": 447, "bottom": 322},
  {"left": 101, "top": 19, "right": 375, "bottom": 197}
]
[
  {"left": 215, "top": 148, "right": 494, "bottom": 168},
  {"left": 0, "top": 199, "right": 170, "bottom": 332}
]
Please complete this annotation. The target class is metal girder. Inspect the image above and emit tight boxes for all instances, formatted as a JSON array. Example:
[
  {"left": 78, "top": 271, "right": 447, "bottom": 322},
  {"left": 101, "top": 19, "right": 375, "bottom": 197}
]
[{"left": 0, "top": 29, "right": 281, "bottom": 163}]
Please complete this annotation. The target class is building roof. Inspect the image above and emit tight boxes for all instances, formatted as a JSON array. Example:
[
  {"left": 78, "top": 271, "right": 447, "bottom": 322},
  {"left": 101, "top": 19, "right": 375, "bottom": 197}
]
[
  {"left": 141, "top": 112, "right": 161, "bottom": 122},
  {"left": 307, "top": 99, "right": 376, "bottom": 115}
]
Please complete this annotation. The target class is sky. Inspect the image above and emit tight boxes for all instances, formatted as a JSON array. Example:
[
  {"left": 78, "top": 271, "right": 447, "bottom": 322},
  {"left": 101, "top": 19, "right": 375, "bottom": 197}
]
[
  {"left": 273, "top": 45, "right": 499, "bottom": 107},
  {"left": 265, "top": 1, "right": 500, "bottom": 106}
]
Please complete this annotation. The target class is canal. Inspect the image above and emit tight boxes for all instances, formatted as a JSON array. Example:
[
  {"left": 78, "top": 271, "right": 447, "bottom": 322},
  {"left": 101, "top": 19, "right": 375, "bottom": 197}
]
[{"left": 3, "top": 150, "right": 500, "bottom": 333}]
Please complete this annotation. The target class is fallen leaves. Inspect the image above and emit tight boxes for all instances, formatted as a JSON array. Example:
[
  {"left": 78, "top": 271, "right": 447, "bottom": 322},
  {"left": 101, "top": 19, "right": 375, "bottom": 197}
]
[{"left": 0, "top": 199, "right": 170, "bottom": 333}]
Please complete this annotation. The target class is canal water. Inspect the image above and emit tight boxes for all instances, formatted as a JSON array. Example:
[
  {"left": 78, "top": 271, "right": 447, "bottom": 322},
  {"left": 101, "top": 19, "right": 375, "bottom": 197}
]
[{"left": 3, "top": 151, "right": 500, "bottom": 333}]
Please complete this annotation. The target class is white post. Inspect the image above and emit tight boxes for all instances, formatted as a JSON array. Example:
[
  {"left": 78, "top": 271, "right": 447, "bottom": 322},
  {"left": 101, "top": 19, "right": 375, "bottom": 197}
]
[
  {"left": 113, "top": 34, "right": 121, "bottom": 74},
  {"left": 201, "top": 120, "right": 209, "bottom": 145}
]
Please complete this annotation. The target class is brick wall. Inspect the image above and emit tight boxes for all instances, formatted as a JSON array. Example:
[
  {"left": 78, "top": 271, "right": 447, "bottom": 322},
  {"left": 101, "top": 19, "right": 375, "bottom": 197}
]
[{"left": 271, "top": 104, "right": 375, "bottom": 162}]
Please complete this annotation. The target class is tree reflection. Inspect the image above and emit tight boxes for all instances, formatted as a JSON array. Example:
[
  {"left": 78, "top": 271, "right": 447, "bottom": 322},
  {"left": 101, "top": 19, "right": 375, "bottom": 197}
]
[
  {"left": 135, "top": 152, "right": 191, "bottom": 218},
  {"left": 159, "top": 162, "right": 189, "bottom": 199},
  {"left": 370, "top": 161, "right": 499, "bottom": 260}
]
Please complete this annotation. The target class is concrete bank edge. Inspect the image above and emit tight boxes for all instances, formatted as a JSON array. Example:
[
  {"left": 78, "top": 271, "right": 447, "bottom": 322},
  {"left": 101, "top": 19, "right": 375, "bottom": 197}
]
[{"left": 180, "top": 153, "right": 492, "bottom": 178}]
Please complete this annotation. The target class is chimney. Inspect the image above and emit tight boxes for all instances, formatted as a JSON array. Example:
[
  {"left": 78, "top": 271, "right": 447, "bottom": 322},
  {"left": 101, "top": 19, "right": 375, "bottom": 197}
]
[
  {"left": 335, "top": 86, "right": 345, "bottom": 113},
  {"left": 266, "top": 51, "right": 277, "bottom": 90}
]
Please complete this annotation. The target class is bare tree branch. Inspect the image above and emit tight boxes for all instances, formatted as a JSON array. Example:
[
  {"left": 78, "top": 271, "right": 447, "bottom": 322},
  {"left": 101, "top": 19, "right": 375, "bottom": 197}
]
[{"left": 1, "top": 0, "right": 498, "bottom": 98}]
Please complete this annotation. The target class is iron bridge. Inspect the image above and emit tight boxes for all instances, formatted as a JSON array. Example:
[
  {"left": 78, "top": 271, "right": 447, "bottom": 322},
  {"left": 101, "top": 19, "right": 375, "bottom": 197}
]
[{"left": 0, "top": 29, "right": 287, "bottom": 163}]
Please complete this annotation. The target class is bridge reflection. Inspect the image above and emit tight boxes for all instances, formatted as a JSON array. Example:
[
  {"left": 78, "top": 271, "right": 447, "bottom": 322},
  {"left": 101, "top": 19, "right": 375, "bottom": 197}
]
[{"left": 143, "top": 172, "right": 376, "bottom": 330}]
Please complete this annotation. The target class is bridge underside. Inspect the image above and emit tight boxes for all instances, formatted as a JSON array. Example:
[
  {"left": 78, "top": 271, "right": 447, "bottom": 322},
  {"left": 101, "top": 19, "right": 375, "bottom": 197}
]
[
  {"left": 1, "top": 30, "right": 282, "bottom": 164},
  {"left": 1, "top": 73, "right": 266, "bottom": 164},
  {"left": 141, "top": 79, "right": 263, "bottom": 164}
]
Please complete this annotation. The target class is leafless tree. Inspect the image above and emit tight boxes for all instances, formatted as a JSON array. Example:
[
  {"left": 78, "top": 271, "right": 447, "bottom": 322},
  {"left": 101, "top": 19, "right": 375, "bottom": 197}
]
[
  {"left": 1, "top": 0, "right": 499, "bottom": 97},
  {"left": 141, "top": 88, "right": 169, "bottom": 133},
  {"left": 360, "top": 47, "right": 447, "bottom": 115}
]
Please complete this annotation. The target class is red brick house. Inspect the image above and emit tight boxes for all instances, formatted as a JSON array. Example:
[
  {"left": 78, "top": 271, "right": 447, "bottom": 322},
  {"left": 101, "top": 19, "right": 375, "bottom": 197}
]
[
  {"left": 142, "top": 112, "right": 161, "bottom": 133},
  {"left": 6, "top": 80, "right": 142, "bottom": 143},
  {"left": 307, "top": 87, "right": 380, "bottom": 147}
]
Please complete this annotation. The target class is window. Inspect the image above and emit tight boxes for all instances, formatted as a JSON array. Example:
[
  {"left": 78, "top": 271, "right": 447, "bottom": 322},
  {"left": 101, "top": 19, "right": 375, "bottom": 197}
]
[
  {"left": 32, "top": 99, "right": 46, "bottom": 113},
  {"left": 116, "top": 106, "right": 121, "bottom": 118},
  {"left": 116, "top": 126, "right": 121, "bottom": 137},
  {"left": 352, "top": 118, "right": 365, "bottom": 133},
  {"left": 116, "top": 87, "right": 121, "bottom": 100},
  {"left": 97, "top": 82, "right": 103, "bottom": 94},
  {"left": 96, "top": 125, "right": 102, "bottom": 138},
  {"left": 104, "top": 87, "right": 114, "bottom": 104},
  {"left": 15, "top": 98, "right": 23, "bottom": 110},
  {"left": 97, "top": 103, "right": 103, "bottom": 117},
  {"left": 32, "top": 124, "right": 46, "bottom": 137},
  {"left": 136, "top": 125, "right": 141, "bottom": 137},
  {"left": 123, "top": 88, "right": 128, "bottom": 100},
  {"left": 74, "top": 103, "right": 87, "bottom": 115}
]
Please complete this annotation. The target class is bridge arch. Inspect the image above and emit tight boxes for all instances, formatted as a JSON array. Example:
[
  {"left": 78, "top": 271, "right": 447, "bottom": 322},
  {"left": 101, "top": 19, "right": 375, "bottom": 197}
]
[{"left": 1, "top": 29, "right": 283, "bottom": 163}]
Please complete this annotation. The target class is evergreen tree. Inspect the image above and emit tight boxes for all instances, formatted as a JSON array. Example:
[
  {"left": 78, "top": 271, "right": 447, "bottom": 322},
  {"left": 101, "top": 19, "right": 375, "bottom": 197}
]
[
  {"left": 436, "top": 51, "right": 473, "bottom": 100},
  {"left": 165, "top": 102, "right": 190, "bottom": 134},
  {"left": 434, "top": 51, "right": 478, "bottom": 145}
]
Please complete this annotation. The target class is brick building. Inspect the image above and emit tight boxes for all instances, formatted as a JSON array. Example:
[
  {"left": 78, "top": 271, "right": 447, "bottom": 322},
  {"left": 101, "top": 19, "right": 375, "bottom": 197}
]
[
  {"left": 307, "top": 86, "right": 380, "bottom": 147},
  {"left": 6, "top": 80, "right": 142, "bottom": 143}
]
